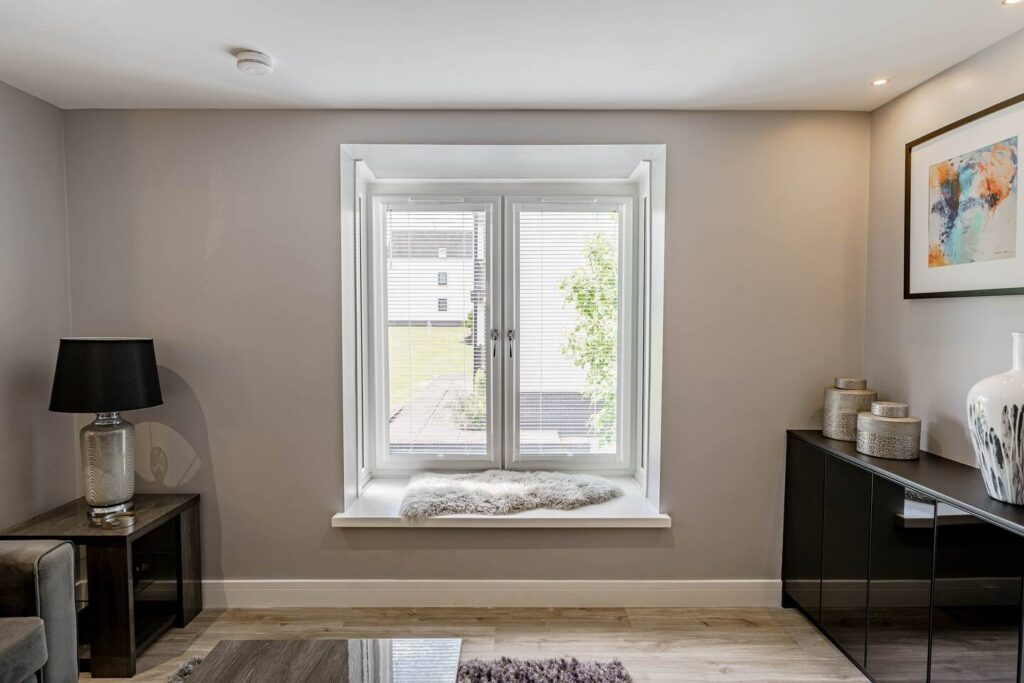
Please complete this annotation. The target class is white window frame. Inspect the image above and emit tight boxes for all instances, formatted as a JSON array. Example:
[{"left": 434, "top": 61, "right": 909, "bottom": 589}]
[
  {"left": 340, "top": 147, "right": 667, "bottom": 512},
  {"left": 365, "top": 192, "right": 638, "bottom": 476},
  {"left": 369, "top": 196, "right": 503, "bottom": 473},
  {"left": 504, "top": 197, "right": 637, "bottom": 474}
]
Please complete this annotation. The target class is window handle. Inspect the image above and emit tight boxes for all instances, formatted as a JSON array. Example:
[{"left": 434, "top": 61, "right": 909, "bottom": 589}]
[
  {"left": 490, "top": 328, "right": 499, "bottom": 358},
  {"left": 507, "top": 329, "right": 515, "bottom": 358}
]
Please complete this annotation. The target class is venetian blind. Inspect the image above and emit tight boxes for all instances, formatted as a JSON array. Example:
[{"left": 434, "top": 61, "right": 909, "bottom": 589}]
[
  {"left": 516, "top": 208, "right": 620, "bottom": 458},
  {"left": 384, "top": 208, "right": 489, "bottom": 460}
]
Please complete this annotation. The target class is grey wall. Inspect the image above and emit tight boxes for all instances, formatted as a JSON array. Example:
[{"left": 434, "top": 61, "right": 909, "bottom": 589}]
[
  {"left": 0, "top": 81, "right": 75, "bottom": 528},
  {"left": 866, "top": 30, "right": 1024, "bottom": 466},
  {"left": 63, "top": 109, "right": 869, "bottom": 580}
]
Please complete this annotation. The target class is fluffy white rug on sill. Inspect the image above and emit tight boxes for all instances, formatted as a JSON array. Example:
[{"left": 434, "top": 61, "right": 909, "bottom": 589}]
[{"left": 399, "top": 470, "right": 624, "bottom": 522}]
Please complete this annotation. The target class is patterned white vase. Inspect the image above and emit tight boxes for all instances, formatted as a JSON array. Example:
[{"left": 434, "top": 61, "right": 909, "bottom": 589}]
[{"left": 968, "top": 332, "right": 1024, "bottom": 505}]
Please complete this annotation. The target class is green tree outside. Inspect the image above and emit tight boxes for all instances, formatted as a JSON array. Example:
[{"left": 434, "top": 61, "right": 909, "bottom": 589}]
[{"left": 560, "top": 232, "right": 618, "bottom": 444}]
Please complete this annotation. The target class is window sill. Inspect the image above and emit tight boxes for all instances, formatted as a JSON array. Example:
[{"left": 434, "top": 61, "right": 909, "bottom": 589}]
[{"left": 331, "top": 476, "right": 670, "bottom": 528}]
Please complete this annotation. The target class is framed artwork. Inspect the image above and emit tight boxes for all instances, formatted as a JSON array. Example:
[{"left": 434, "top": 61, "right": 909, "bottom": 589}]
[{"left": 905, "top": 93, "right": 1024, "bottom": 298}]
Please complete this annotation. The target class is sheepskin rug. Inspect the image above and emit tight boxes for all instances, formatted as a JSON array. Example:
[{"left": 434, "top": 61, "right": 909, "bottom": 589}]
[{"left": 399, "top": 470, "right": 623, "bottom": 521}]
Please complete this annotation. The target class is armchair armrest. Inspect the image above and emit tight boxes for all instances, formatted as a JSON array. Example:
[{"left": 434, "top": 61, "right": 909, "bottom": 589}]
[{"left": 0, "top": 541, "right": 78, "bottom": 683}]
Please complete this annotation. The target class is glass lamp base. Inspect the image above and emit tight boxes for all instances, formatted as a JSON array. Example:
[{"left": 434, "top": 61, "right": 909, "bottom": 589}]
[
  {"left": 87, "top": 500, "right": 135, "bottom": 519},
  {"left": 81, "top": 412, "right": 135, "bottom": 516}
]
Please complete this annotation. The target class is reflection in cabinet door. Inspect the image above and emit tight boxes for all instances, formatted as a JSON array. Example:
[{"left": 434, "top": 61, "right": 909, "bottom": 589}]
[
  {"left": 866, "top": 480, "right": 934, "bottom": 683},
  {"left": 930, "top": 506, "right": 1024, "bottom": 683},
  {"left": 820, "top": 456, "right": 871, "bottom": 666}
]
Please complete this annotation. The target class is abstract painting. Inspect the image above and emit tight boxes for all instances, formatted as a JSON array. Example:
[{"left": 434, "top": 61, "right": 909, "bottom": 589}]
[
  {"left": 906, "top": 92, "right": 1024, "bottom": 298},
  {"left": 927, "top": 136, "right": 1018, "bottom": 268}
]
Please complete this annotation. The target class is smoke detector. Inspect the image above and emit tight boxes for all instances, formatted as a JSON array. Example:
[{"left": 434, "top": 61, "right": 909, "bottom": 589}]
[{"left": 236, "top": 50, "right": 273, "bottom": 76}]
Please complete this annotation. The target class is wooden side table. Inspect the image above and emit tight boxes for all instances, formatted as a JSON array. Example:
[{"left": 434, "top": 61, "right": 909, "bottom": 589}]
[{"left": 0, "top": 494, "right": 201, "bottom": 678}]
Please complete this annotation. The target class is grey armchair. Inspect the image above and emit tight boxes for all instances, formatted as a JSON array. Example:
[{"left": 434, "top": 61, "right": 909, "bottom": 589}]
[{"left": 0, "top": 540, "right": 78, "bottom": 683}]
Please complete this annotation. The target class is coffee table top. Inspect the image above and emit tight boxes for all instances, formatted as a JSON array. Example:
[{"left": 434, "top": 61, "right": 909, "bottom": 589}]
[{"left": 190, "top": 638, "right": 462, "bottom": 683}]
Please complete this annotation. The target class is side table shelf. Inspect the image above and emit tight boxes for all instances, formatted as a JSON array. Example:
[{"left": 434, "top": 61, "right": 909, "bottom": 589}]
[{"left": 1, "top": 494, "right": 202, "bottom": 678}]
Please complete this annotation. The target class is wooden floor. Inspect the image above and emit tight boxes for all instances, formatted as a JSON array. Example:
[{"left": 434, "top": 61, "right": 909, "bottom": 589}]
[{"left": 81, "top": 608, "right": 866, "bottom": 682}]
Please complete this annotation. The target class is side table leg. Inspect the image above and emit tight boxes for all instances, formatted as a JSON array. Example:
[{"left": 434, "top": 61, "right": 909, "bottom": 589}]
[
  {"left": 86, "top": 541, "right": 136, "bottom": 678},
  {"left": 176, "top": 503, "right": 203, "bottom": 626}
]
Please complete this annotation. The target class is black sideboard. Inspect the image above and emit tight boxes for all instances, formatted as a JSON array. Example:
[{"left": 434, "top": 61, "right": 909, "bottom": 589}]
[{"left": 784, "top": 430, "right": 1024, "bottom": 683}]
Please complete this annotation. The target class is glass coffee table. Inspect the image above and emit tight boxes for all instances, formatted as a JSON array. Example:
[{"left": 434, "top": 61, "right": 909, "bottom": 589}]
[{"left": 188, "top": 638, "right": 462, "bottom": 682}]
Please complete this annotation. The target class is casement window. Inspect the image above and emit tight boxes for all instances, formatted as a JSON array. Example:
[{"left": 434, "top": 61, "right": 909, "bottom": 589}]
[
  {"left": 506, "top": 199, "right": 637, "bottom": 471},
  {"left": 369, "top": 200, "right": 498, "bottom": 470},
  {"left": 339, "top": 145, "right": 666, "bottom": 521},
  {"left": 362, "top": 194, "right": 637, "bottom": 474}
]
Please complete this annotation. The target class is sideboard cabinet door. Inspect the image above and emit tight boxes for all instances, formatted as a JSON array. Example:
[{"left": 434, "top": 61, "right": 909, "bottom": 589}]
[
  {"left": 865, "top": 477, "right": 934, "bottom": 682},
  {"left": 820, "top": 455, "right": 872, "bottom": 666},
  {"left": 930, "top": 505, "right": 1023, "bottom": 683},
  {"left": 783, "top": 436, "right": 826, "bottom": 622}
]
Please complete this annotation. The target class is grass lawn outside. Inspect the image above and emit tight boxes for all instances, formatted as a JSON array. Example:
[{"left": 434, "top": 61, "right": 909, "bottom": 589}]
[{"left": 388, "top": 325, "right": 474, "bottom": 409}]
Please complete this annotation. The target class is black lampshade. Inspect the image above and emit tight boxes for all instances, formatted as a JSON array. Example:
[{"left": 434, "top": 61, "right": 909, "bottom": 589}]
[{"left": 49, "top": 338, "right": 163, "bottom": 413}]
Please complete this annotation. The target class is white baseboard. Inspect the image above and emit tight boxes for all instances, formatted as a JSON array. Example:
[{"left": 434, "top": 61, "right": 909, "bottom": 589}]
[{"left": 202, "top": 579, "right": 781, "bottom": 609}]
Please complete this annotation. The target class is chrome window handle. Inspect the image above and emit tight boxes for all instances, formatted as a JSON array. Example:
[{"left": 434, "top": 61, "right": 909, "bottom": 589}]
[
  {"left": 507, "top": 329, "right": 515, "bottom": 358},
  {"left": 490, "top": 328, "right": 499, "bottom": 357}
]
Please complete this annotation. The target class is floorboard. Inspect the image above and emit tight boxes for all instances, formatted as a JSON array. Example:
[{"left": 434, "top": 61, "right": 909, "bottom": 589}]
[{"left": 79, "top": 607, "right": 866, "bottom": 682}]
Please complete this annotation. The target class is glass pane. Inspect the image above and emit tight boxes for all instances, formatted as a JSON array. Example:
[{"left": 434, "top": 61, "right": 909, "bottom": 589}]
[
  {"left": 866, "top": 483, "right": 934, "bottom": 682},
  {"left": 931, "top": 503, "right": 1023, "bottom": 683},
  {"left": 517, "top": 208, "right": 620, "bottom": 457},
  {"left": 385, "top": 209, "right": 488, "bottom": 459},
  {"left": 820, "top": 456, "right": 872, "bottom": 666}
]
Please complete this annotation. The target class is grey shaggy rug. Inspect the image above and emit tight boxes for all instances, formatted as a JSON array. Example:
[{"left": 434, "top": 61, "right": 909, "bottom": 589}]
[
  {"left": 399, "top": 470, "right": 623, "bottom": 522},
  {"left": 169, "top": 656, "right": 631, "bottom": 682},
  {"left": 459, "top": 657, "right": 631, "bottom": 682}
]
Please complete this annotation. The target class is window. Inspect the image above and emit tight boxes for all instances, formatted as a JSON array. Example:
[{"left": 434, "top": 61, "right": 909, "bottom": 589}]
[
  {"left": 365, "top": 194, "right": 636, "bottom": 474},
  {"left": 510, "top": 202, "right": 632, "bottom": 468},
  {"left": 376, "top": 202, "right": 493, "bottom": 467},
  {"left": 340, "top": 145, "right": 666, "bottom": 514}
]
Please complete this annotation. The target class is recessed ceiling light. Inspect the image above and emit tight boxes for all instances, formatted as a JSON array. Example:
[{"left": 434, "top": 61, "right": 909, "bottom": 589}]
[
  {"left": 1004, "top": 0, "right": 1023, "bottom": 6},
  {"left": 236, "top": 50, "right": 274, "bottom": 76},
  {"left": 871, "top": 78, "right": 890, "bottom": 86}
]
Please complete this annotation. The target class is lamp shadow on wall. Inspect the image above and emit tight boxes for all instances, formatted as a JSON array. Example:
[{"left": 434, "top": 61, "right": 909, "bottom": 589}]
[{"left": 130, "top": 366, "right": 223, "bottom": 579}]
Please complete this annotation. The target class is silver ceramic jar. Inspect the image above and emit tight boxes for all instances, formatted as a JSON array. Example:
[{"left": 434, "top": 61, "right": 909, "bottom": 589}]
[
  {"left": 823, "top": 378, "right": 877, "bottom": 441},
  {"left": 856, "top": 401, "right": 921, "bottom": 460}
]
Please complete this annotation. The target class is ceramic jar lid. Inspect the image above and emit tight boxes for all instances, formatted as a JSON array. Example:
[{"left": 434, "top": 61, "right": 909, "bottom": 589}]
[
  {"left": 871, "top": 401, "right": 909, "bottom": 418},
  {"left": 834, "top": 378, "right": 867, "bottom": 390}
]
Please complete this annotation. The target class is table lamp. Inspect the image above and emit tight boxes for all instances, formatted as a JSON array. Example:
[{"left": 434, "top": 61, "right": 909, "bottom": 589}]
[{"left": 49, "top": 338, "right": 163, "bottom": 520}]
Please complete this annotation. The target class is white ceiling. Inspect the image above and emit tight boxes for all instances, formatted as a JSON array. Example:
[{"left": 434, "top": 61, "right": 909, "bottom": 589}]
[{"left": 1, "top": 1, "right": 1023, "bottom": 111}]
